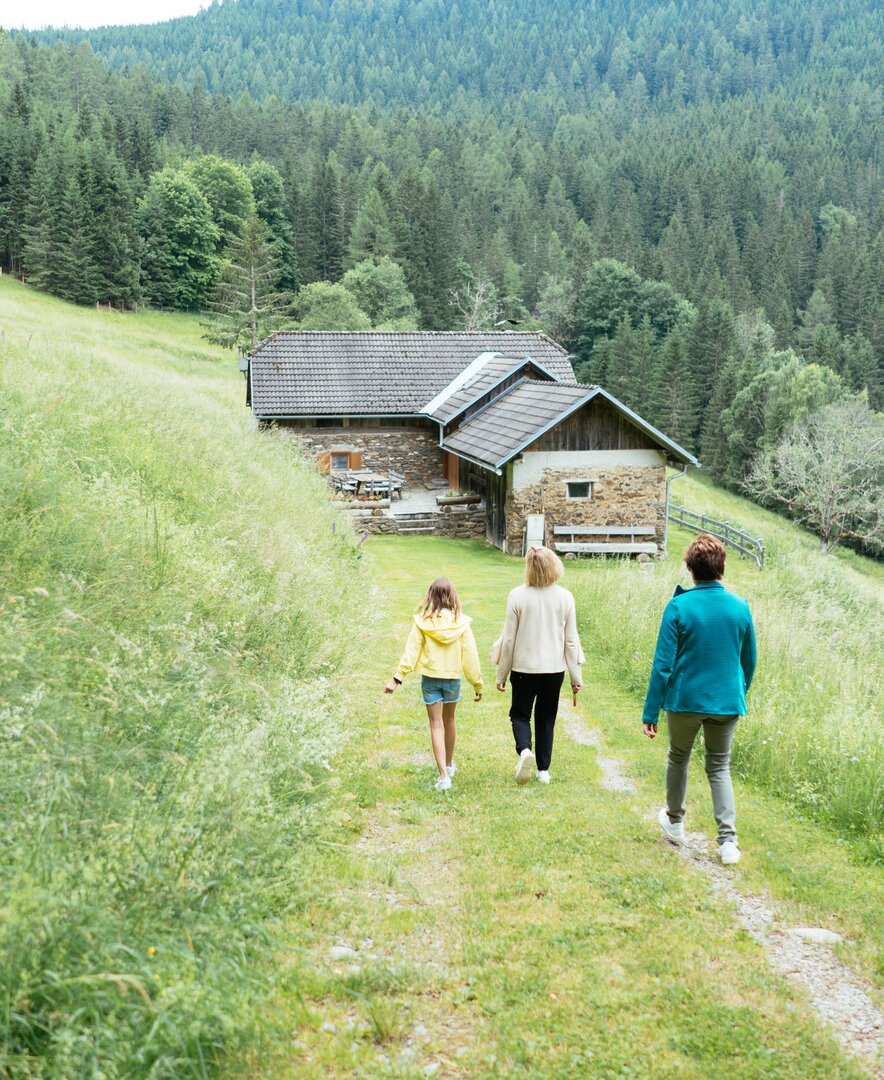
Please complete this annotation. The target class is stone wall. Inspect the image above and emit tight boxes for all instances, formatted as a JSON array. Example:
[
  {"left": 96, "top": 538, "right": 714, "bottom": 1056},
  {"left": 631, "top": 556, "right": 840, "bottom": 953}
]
[
  {"left": 274, "top": 420, "right": 444, "bottom": 486},
  {"left": 436, "top": 506, "right": 486, "bottom": 539},
  {"left": 505, "top": 464, "right": 666, "bottom": 554},
  {"left": 347, "top": 506, "right": 486, "bottom": 539}
]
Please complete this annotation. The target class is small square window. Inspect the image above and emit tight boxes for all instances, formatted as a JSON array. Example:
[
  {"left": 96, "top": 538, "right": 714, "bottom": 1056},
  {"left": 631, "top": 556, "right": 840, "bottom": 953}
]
[
  {"left": 331, "top": 452, "right": 351, "bottom": 471},
  {"left": 567, "top": 481, "right": 592, "bottom": 500}
]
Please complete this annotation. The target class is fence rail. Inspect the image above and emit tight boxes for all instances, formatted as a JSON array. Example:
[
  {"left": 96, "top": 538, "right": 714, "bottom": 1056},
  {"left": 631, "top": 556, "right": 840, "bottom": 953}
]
[{"left": 668, "top": 504, "right": 765, "bottom": 570}]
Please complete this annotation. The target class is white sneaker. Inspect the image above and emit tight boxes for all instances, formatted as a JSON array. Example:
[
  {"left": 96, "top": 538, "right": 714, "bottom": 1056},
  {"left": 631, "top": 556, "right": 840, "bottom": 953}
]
[
  {"left": 658, "top": 807, "right": 684, "bottom": 842},
  {"left": 515, "top": 748, "right": 535, "bottom": 785},
  {"left": 720, "top": 841, "right": 741, "bottom": 865},
  {"left": 536, "top": 770, "right": 550, "bottom": 784},
  {"left": 447, "top": 761, "right": 457, "bottom": 778},
  {"left": 435, "top": 775, "right": 452, "bottom": 791}
]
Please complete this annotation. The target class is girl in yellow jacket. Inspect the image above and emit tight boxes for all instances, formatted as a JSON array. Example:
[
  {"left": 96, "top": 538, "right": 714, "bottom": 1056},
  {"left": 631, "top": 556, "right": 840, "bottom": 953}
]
[{"left": 384, "top": 577, "right": 483, "bottom": 791}]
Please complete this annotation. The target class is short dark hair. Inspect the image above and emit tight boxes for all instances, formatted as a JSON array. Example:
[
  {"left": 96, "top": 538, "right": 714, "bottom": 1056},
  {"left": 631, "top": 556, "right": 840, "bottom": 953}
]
[{"left": 684, "top": 533, "right": 726, "bottom": 581}]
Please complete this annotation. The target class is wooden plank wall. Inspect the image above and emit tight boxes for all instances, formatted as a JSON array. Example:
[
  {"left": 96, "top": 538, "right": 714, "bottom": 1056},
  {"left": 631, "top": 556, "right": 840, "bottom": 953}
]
[{"left": 532, "top": 397, "right": 660, "bottom": 452}]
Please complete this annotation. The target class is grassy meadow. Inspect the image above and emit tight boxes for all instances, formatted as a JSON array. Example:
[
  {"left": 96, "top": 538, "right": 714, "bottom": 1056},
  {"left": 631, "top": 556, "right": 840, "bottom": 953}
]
[
  {"left": 2, "top": 277, "right": 883, "bottom": 1077},
  {"left": 0, "top": 278, "right": 371, "bottom": 1075}
]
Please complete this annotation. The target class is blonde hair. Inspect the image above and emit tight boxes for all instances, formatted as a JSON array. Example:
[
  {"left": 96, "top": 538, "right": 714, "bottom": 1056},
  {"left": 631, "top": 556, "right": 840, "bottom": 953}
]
[
  {"left": 420, "top": 577, "right": 461, "bottom": 617},
  {"left": 525, "top": 546, "right": 563, "bottom": 588}
]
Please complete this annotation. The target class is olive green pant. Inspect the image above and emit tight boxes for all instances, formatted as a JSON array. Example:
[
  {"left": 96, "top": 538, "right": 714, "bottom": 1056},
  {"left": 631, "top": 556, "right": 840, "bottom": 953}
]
[{"left": 665, "top": 711, "right": 738, "bottom": 845}]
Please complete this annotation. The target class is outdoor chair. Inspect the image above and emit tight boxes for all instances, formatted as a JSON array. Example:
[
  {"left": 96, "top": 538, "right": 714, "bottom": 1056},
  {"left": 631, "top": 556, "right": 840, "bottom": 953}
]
[{"left": 331, "top": 473, "right": 357, "bottom": 495}]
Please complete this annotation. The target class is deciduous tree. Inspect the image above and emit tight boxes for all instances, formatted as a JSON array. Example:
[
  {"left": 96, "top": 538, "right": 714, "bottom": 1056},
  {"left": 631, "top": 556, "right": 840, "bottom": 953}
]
[{"left": 746, "top": 397, "right": 883, "bottom": 553}]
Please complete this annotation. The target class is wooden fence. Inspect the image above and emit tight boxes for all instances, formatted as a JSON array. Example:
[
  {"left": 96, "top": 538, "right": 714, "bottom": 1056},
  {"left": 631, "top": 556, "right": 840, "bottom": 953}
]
[{"left": 668, "top": 504, "right": 765, "bottom": 570}]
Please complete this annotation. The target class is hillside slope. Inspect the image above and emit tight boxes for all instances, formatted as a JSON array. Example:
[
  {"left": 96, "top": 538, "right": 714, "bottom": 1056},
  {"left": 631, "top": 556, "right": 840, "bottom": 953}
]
[
  {"left": 31, "top": 0, "right": 884, "bottom": 109},
  {"left": 0, "top": 277, "right": 370, "bottom": 1075}
]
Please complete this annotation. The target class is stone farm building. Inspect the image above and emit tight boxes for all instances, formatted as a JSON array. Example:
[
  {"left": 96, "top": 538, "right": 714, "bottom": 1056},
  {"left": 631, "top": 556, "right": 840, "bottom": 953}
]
[{"left": 246, "top": 331, "right": 698, "bottom": 555}]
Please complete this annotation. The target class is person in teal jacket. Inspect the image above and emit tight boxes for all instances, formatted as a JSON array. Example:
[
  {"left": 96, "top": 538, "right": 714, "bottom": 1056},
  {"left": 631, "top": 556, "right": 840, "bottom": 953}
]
[{"left": 642, "top": 533, "right": 756, "bottom": 865}]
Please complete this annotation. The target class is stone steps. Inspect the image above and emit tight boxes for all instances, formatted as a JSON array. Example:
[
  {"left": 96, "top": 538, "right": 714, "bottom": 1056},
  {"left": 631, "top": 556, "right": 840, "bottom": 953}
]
[{"left": 395, "top": 512, "right": 438, "bottom": 535}]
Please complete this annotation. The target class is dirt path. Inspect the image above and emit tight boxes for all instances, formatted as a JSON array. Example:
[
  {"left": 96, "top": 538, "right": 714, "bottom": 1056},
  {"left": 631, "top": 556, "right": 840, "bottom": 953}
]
[
  {"left": 321, "top": 708, "right": 483, "bottom": 1078},
  {"left": 561, "top": 701, "right": 884, "bottom": 1079}
]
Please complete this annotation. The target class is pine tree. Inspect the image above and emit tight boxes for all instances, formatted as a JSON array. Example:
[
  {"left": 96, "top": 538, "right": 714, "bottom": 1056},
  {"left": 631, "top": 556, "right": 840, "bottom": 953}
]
[
  {"left": 53, "top": 176, "right": 103, "bottom": 306},
  {"left": 420, "top": 179, "right": 458, "bottom": 328},
  {"left": 346, "top": 187, "right": 396, "bottom": 268},
  {"left": 653, "top": 325, "right": 700, "bottom": 451},
  {"left": 700, "top": 356, "right": 741, "bottom": 477},
  {"left": 603, "top": 316, "right": 638, "bottom": 405},
  {"left": 84, "top": 139, "right": 141, "bottom": 306},
  {"left": 686, "top": 297, "right": 736, "bottom": 412},
  {"left": 392, "top": 166, "right": 433, "bottom": 325},
  {"left": 796, "top": 287, "right": 837, "bottom": 355},
  {"left": 202, "top": 213, "right": 290, "bottom": 351},
  {"left": 21, "top": 143, "right": 61, "bottom": 294},
  {"left": 809, "top": 323, "right": 842, "bottom": 373},
  {"left": 307, "top": 154, "right": 345, "bottom": 282},
  {"left": 625, "top": 314, "right": 658, "bottom": 416},
  {"left": 656, "top": 202, "right": 693, "bottom": 298},
  {"left": 840, "top": 333, "right": 882, "bottom": 410}
]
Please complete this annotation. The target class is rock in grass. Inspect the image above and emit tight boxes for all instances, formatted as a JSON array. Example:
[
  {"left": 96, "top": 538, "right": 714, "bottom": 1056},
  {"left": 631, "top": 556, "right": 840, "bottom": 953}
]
[
  {"left": 786, "top": 927, "right": 843, "bottom": 944},
  {"left": 329, "top": 945, "right": 358, "bottom": 960}
]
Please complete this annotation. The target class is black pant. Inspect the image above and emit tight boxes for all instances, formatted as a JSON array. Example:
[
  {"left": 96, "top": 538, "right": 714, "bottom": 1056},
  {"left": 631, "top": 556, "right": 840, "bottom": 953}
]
[{"left": 509, "top": 670, "right": 565, "bottom": 772}]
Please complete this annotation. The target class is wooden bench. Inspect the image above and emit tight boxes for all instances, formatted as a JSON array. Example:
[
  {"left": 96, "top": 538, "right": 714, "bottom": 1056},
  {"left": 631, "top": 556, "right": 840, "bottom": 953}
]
[
  {"left": 553, "top": 525, "right": 658, "bottom": 556},
  {"left": 388, "top": 472, "right": 405, "bottom": 500}
]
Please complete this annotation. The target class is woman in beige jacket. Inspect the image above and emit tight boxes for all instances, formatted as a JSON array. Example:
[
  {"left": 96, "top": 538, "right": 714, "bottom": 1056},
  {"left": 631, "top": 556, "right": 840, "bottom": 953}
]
[{"left": 495, "top": 547, "right": 583, "bottom": 784}]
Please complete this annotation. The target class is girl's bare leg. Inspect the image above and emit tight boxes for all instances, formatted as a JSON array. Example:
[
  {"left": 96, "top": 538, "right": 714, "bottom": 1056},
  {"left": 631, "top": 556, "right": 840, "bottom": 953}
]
[
  {"left": 426, "top": 703, "right": 448, "bottom": 777},
  {"left": 442, "top": 702, "right": 457, "bottom": 767}
]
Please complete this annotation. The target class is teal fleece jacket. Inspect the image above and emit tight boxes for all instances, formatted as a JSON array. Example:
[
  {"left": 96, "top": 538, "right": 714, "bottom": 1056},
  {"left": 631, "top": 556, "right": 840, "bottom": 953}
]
[{"left": 642, "top": 581, "right": 756, "bottom": 724}]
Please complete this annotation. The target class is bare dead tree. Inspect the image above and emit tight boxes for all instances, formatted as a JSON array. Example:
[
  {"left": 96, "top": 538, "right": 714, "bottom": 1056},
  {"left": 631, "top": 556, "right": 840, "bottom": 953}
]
[{"left": 449, "top": 276, "right": 502, "bottom": 332}]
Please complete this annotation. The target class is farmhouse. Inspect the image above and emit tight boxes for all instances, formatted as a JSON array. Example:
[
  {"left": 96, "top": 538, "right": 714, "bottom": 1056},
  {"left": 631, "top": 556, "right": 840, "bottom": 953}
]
[{"left": 246, "top": 331, "right": 698, "bottom": 555}]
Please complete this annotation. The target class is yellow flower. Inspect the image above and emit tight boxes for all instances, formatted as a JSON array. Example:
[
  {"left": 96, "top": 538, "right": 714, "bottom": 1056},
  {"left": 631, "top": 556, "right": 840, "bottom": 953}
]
[{"left": 147, "top": 946, "right": 157, "bottom": 957}]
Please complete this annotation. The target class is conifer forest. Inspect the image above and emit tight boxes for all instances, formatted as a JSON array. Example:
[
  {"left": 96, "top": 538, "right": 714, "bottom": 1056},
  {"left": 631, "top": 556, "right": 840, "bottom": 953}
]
[{"left": 1, "top": 0, "right": 882, "bottom": 529}]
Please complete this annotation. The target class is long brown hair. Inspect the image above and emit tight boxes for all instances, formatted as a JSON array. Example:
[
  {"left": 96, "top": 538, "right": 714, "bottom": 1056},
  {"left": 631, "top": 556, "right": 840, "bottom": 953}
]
[{"left": 420, "top": 577, "right": 461, "bottom": 618}]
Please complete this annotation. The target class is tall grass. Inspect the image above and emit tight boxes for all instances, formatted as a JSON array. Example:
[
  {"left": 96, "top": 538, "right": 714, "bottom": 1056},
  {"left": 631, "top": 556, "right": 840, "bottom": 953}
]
[
  {"left": 570, "top": 472, "right": 884, "bottom": 862},
  {"left": 0, "top": 280, "right": 369, "bottom": 1075}
]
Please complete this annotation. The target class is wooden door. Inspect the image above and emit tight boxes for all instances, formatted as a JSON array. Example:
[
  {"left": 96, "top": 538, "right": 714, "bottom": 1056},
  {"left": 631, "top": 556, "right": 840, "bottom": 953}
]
[{"left": 486, "top": 470, "right": 507, "bottom": 549}]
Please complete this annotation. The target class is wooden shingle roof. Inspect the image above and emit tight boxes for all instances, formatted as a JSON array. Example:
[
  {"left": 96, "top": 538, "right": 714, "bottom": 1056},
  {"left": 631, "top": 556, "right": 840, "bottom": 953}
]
[
  {"left": 442, "top": 382, "right": 595, "bottom": 468},
  {"left": 248, "top": 331, "right": 575, "bottom": 417},
  {"left": 441, "top": 382, "right": 699, "bottom": 469}
]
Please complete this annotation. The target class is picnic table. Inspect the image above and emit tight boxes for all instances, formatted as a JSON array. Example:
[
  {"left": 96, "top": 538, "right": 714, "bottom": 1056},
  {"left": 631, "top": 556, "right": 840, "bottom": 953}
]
[{"left": 347, "top": 471, "right": 391, "bottom": 496}]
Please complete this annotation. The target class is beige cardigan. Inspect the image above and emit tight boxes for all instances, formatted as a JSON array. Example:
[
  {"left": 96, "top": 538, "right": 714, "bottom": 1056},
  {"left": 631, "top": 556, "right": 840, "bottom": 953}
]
[{"left": 494, "top": 583, "right": 584, "bottom": 686}]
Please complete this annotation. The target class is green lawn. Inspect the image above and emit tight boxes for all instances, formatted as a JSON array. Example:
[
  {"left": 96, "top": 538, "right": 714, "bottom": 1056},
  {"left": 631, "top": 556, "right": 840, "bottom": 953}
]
[{"left": 239, "top": 536, "right": 882, "bottom": 1080}]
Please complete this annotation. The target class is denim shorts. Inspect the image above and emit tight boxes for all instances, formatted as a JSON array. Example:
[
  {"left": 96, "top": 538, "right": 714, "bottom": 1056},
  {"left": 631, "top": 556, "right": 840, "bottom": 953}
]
[{"left": 421, "top": 676, "right": 462, "bottom": 705}]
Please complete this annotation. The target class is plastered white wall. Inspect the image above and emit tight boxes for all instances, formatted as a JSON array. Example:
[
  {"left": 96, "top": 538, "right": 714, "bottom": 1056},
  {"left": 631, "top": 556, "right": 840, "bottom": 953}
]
[{"left": 512, "top": 449, "right": 665, "bottom": 491}]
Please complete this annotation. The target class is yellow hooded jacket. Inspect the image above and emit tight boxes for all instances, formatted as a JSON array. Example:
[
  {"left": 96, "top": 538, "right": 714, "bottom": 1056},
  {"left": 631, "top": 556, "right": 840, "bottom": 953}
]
[{"left": 394, "top": 609, "right": 483, "bottom": 691}]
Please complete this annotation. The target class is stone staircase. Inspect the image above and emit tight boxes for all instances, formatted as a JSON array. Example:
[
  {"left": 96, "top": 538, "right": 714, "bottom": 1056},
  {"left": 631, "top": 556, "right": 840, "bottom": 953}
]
[{"left": 394, "top": 511, "right": 438, "bottom": 535}]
